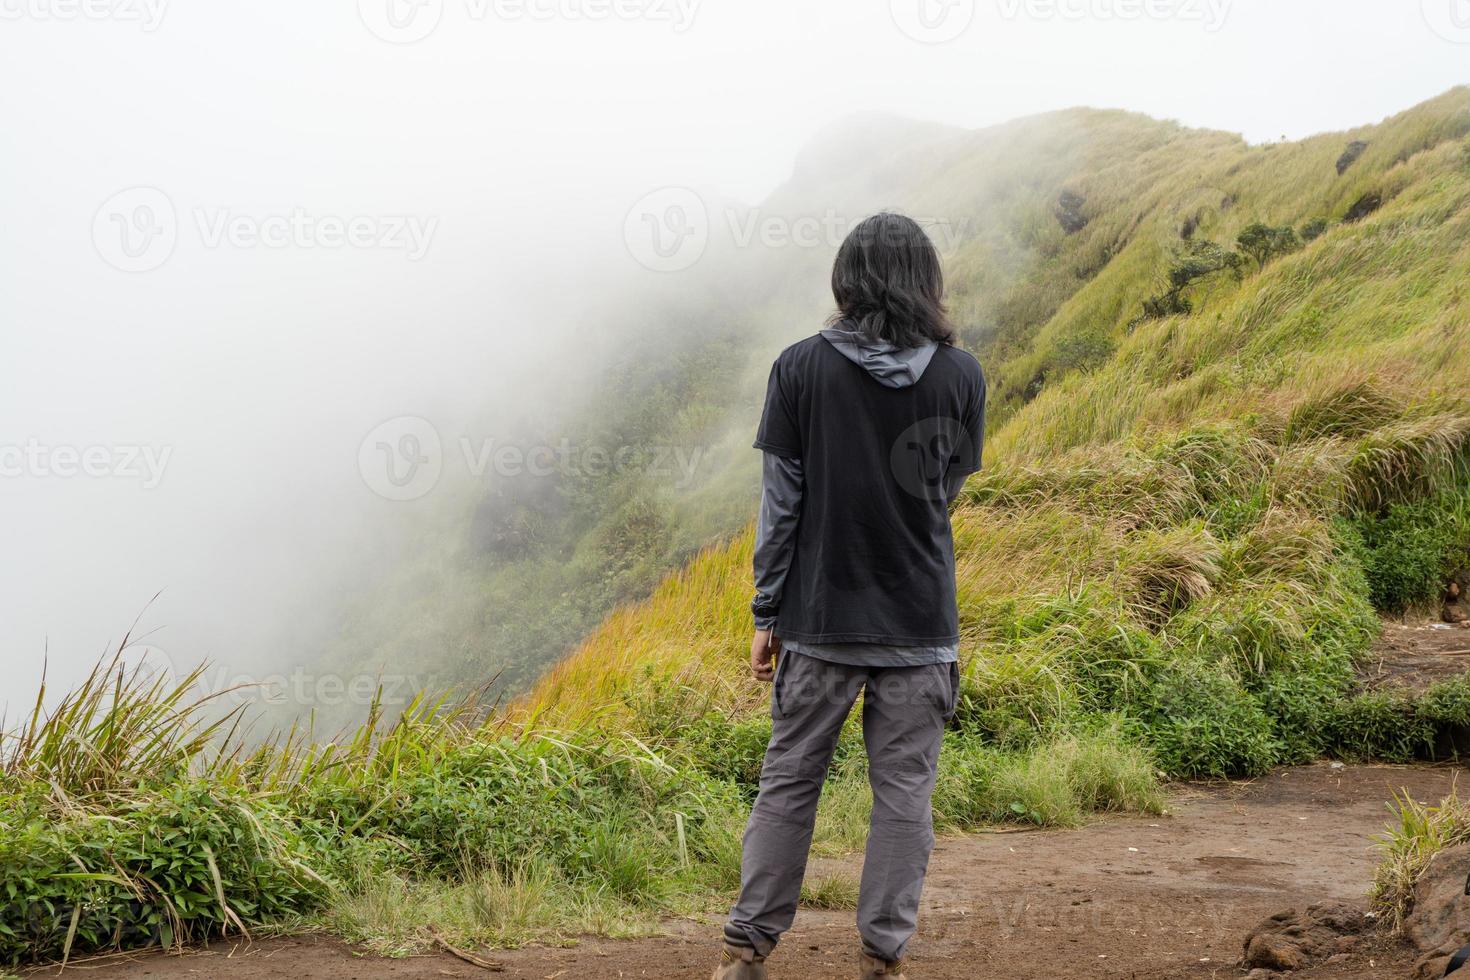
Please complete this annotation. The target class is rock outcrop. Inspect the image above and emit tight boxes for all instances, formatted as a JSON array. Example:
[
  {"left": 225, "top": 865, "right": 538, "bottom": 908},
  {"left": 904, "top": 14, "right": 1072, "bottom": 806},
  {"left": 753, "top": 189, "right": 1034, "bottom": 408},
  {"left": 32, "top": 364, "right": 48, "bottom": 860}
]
[
  {"left": 1407, "top": 844, "right": 1470, "bottom": 979},
  {"left": 1337, "top": 139, "right": 1370, "bottom": 175}
]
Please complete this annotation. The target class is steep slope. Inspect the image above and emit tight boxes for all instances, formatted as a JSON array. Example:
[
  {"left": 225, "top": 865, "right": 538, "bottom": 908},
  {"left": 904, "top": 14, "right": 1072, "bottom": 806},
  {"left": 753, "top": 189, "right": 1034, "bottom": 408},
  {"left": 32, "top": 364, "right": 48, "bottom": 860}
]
[
  {"left": 523, "top": 90, "right": 1470, "bottom": 775},
  {"left": 319, "top": 104, "right": 1263, "bottom": 704}
]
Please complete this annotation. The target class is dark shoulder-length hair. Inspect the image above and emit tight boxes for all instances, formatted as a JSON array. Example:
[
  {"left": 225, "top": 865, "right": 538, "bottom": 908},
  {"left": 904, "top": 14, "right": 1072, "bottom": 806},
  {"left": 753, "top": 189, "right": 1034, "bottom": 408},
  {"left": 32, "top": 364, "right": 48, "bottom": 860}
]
[{"left": 828, "top": 212, "right": 954, "bottom": 347}]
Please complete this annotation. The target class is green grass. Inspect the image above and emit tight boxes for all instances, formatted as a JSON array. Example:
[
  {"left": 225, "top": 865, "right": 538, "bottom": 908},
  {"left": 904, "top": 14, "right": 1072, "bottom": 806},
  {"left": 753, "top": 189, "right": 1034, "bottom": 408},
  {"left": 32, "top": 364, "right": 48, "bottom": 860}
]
[
  {"left": 0, "top": 654, "right": 753, "bottom": 965},
  {"left": 326, "top": 858, "right": 660, "bottom": 954},
  {"left": 0, "top": 656, "right": 1167, "bottom": 967},
  {"left": 798, "top": 873, "right": 860, "bottom": 911}
]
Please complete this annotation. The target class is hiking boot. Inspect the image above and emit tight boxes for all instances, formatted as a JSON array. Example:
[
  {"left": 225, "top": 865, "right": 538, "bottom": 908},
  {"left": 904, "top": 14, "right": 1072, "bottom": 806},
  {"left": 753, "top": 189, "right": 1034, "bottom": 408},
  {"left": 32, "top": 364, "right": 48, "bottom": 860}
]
[
  {"left": 712, "top": 942, "right": 767, "bottom": 980},
  {"left": 859, "top": 951, "right": 908, "bottom": 979}
]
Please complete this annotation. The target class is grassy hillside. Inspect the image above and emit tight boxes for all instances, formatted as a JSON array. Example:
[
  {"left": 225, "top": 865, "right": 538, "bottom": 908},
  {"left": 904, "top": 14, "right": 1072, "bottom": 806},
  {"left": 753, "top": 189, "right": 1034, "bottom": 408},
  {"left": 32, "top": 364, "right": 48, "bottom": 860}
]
[
  {"left": 525, "top": 89, "right": 1470, "bottom": 748},
  {"left": 5, "top": 91, "right": 1470, "bottom": 967},
  {"left": 313, "top": 101, "right": 1315, "bottom": 706},
  {"left": 327, "top": 90, "right": 1470, "bottom": 711}
]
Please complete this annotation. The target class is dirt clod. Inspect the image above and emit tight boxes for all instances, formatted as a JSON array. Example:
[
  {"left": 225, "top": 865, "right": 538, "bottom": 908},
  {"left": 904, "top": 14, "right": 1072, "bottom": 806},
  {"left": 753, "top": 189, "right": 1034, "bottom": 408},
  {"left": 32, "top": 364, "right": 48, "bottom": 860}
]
[{"left": 1242, "top": 903, "right": 1367, "bottom": 972}]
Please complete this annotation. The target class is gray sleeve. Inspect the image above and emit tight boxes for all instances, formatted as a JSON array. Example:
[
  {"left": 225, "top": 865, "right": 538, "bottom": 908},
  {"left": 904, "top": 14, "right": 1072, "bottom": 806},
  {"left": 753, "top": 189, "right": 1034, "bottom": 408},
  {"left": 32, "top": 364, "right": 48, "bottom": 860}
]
[
  {"left": 945, "top": 467, "right": 970, "bottom": 505},
  {"left": 946, "top": 363, "right": 987, "bottom": 504},
  {"left": 751, "top": 451, "right": 804, "bottom": 630}
]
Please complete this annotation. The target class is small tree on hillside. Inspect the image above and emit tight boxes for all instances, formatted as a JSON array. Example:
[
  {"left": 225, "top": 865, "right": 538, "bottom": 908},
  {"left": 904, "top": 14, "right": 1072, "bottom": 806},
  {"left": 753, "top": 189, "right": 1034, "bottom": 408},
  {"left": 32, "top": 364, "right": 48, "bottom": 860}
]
[
  {"left": 1131, "top": 240, "right": 1244, "bottom": 328},
  {"left": 1236, "top": 222, "right": 1302, "bottom": 272},
  {"left": 1169, "top": 239, "right": 1245, "bottom": 291}
]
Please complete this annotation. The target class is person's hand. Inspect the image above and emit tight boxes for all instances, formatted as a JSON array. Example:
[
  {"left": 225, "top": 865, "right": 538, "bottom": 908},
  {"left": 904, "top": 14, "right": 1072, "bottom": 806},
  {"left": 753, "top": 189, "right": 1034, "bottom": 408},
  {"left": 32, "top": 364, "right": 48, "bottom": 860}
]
[{"left": 750, "top": 628, "right": 781, "bottom": 682}]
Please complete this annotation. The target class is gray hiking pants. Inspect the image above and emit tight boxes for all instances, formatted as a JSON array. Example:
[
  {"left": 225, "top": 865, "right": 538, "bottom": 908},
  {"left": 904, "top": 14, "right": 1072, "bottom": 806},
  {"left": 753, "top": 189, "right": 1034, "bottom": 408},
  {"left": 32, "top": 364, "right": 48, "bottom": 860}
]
[{"left": 724, "top": 652, "right": 958, "bottom": 963}]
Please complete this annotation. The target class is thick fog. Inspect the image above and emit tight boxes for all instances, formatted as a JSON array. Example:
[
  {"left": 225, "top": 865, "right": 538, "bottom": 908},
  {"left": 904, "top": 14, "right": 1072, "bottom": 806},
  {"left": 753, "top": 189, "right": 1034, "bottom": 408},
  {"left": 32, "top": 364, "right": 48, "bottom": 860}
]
[{"left": 2, "top": 0, "right": 1466, "bottom": 717}]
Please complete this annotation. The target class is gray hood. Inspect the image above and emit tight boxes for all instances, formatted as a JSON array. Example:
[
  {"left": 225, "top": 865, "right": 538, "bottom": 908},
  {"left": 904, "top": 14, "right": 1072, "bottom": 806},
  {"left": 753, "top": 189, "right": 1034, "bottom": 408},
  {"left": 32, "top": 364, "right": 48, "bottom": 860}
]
[{"left": 819, "top": 324, "right": 937, "bottom": 389}]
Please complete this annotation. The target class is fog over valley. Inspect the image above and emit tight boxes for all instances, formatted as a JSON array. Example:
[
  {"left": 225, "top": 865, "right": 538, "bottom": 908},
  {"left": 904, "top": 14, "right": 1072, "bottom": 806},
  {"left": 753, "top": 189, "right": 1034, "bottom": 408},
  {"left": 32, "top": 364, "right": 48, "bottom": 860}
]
[{"left": 2, "top": 0, "right": 1466, "bottom": 720}]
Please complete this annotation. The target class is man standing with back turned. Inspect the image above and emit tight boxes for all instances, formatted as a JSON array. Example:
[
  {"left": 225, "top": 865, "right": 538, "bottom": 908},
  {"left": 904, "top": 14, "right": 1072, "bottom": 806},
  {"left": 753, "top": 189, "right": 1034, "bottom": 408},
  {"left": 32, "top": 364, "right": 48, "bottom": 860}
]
[{"left": 714, "top": 212, "right": 987, "bottom": 980}]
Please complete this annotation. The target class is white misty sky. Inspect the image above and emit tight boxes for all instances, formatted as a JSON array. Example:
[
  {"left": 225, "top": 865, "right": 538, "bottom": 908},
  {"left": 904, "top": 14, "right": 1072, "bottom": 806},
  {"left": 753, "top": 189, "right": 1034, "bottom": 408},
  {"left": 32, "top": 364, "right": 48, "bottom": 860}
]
[{"left": 0, "top": 0, "right": 1465, "bottom": 712}]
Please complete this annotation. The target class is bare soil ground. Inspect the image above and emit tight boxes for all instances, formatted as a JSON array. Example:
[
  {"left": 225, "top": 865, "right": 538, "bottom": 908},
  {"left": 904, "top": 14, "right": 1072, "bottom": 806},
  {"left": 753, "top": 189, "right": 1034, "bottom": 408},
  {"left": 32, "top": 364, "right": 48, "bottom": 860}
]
[
  {"left": 30, "top": 763, "right": 1464, "bottom": 980},
  {"left": 1362, "top": 620, "right": 1470, "bottom": 692}
]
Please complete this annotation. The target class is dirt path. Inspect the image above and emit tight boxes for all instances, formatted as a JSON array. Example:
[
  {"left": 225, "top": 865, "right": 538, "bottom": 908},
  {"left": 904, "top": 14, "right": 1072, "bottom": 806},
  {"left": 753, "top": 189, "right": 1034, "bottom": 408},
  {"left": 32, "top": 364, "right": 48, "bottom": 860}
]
[
  {"left": 35, "top": 763, "right": 1463, "bottom": 980},
  {"left": 1362, "top": 620, "right": 1470, "bottom": 691}
]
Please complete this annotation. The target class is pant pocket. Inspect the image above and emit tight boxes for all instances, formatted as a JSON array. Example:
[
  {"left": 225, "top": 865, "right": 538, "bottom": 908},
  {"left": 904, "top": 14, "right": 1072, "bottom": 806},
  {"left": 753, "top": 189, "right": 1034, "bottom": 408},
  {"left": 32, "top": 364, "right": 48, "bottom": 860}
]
[
  {"left": 943, "top": 661, "right": 960, "bottom": 723},
  {"left": 770, "top": 650, "right": 794, "bottom": 720}
]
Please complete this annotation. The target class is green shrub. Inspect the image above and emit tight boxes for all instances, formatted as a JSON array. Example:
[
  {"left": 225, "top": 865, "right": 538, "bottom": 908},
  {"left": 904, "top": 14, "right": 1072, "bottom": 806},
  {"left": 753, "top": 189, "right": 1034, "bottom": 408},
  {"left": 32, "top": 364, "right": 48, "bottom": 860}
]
[
  {"left": 1350, "top": 491, "right": 1469, "bottom": 613},
  {"left": 1420, "top": 674, "right": 1470, "bottom": 728},
  {"left": 683, "top": 715, "right": 773, "bottom": 792},
  {"left": 933, "top": 730, "right": 1161, "bottom": 829},
  {"left": 1048, "top": 330, "right": 1115, "bottom": 375},
  {"left": 1130, "top": 664, "right": 1277, "bottom": 778},
  {"left": 1327, "top": 689, "right": 1434, "bottom": 762},
  {"left": 1134, "top": 240, "right": 1245, "bottom": 325},
  {"left": 1137, "top": 287, "right": 1192, "bottom": 322},
  {"left": 0, "top": 783, "right": 325, "bottom": 965},
  {"left": 1299, "top": 217, "right": 1329, "bottom": 242},
  {"left": 1255, "top": 669, "right": 1346, "bottom": 764}
]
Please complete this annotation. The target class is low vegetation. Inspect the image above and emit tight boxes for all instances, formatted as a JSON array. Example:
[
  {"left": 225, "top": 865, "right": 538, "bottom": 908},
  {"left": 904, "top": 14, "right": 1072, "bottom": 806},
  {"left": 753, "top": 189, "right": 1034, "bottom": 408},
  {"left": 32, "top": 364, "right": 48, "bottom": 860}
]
[{"left": 1372, "top": 787, "right": 1470, "bottom": 932}]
